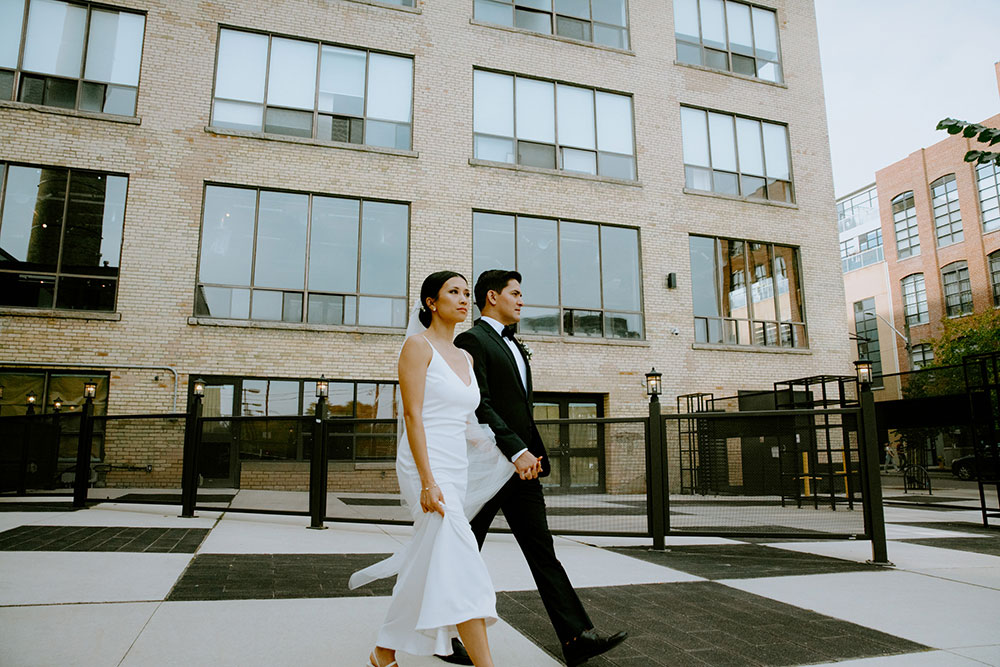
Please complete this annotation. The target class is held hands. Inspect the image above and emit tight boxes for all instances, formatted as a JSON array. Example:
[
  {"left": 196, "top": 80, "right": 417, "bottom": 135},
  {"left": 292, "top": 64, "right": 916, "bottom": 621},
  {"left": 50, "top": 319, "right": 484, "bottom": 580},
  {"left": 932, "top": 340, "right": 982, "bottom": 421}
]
[
  {"left": 514, "top": 451, "right": 544, "bottom": 480},
  {"left": 420, "top": 482, "right": 446, "bottom": 516}
]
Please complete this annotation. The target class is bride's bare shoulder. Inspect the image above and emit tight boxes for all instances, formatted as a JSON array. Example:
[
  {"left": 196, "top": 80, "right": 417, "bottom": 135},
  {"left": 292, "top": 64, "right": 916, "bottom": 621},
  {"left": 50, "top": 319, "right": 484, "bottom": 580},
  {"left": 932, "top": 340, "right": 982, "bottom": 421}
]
[{"left": 399, "top": 334, "right": 432, "bottom": 365}]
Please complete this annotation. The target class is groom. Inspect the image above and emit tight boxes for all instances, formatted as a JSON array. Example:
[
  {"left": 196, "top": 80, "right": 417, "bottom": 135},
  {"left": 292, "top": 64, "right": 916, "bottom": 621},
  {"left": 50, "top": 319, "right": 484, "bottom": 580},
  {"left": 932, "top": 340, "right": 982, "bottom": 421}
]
[{"left": 451, "top": 269, "right": 628, "bottom": 667}]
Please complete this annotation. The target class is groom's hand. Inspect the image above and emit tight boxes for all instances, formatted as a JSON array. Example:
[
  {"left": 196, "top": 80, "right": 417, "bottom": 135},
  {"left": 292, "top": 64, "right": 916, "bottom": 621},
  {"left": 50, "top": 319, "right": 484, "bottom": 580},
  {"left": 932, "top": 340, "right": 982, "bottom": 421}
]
[{"left": 514, "top": 451, "right": 542, "bottom": 480}]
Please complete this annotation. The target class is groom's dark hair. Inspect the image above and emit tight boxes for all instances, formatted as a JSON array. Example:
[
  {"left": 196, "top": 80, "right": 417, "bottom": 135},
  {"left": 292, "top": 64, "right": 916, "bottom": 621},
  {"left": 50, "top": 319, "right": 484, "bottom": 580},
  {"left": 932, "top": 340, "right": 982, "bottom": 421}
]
[{"left": 474, "top": 269, "right": 522, "bottom": 311}]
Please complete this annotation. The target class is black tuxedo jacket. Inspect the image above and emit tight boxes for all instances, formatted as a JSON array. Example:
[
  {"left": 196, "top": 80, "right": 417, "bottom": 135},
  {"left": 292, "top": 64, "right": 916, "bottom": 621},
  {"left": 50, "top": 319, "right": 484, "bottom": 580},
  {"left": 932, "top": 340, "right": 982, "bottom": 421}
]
[{"left": 455, "top": 319, "right": 551, "bottom": 477}]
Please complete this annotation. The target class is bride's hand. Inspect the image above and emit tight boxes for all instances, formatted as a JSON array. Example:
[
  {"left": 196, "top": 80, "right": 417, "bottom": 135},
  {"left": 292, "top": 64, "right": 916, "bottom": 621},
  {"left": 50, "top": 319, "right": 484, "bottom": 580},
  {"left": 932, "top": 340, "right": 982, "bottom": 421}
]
[{"left": 420, "top": 483, "right": 446, "bottom": 517}]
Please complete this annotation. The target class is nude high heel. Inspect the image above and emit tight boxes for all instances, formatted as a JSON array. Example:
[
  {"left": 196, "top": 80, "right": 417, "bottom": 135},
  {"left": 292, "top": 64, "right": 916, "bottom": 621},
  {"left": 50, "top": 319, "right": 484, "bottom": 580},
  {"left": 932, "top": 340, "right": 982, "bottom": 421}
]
[{"left": 368, "top": 651, "right": 398, "bottom": 667}]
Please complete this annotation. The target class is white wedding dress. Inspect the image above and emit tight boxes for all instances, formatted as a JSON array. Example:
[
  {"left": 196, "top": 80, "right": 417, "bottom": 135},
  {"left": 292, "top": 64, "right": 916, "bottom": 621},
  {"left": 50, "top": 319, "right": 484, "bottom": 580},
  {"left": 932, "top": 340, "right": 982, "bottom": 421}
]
[{"left": 349, "top": 333, "right": 514, "bottom": 657}]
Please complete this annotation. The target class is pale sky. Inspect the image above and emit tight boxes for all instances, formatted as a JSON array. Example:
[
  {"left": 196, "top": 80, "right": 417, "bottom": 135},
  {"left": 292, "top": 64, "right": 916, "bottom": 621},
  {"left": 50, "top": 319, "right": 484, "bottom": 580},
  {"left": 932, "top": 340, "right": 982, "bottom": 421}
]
[{"left": 815, "top": 0, "right": 1000, "bottom": 198}]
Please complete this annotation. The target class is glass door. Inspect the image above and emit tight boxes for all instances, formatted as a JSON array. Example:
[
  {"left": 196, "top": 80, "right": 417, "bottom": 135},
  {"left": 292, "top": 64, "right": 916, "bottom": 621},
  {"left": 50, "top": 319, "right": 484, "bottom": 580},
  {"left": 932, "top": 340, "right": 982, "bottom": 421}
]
[
  {"left": 199, "top": 380, "right": 237, "bottom": 487},
  {"left": 534, "top": 393, "right": 605, "bottom": 494}
]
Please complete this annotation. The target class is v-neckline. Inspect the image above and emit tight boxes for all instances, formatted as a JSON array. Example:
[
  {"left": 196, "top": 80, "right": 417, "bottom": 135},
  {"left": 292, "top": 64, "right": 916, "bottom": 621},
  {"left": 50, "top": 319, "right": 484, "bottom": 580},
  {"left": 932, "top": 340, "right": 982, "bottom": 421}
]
[{"left": 424, "top": 336, "right": 473, "bottom": 387}]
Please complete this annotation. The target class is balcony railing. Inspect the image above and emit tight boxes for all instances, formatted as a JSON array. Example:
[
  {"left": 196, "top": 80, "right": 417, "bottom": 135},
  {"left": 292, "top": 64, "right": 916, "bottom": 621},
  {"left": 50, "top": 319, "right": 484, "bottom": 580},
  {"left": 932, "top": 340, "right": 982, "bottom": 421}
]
[{"left": 842, "top": 246, "right": 884, "bottom": 273}]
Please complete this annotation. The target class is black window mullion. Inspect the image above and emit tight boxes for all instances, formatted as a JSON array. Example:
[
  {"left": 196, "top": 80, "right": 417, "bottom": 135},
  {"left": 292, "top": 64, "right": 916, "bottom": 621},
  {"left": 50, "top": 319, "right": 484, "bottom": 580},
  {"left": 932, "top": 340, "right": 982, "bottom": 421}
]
[
  {"left": 556, "top": 219, "right": 563, "bottom": 335},
  {"left": 261, "top": 35, "right": 273, "bottom": 130},
  {"left": 248, "top": 188, "right": 261, "bottom": 314},
  {"left": 312, "top": 42, "right": 321, "bottom": 139},
  {"left": 303, "top": 194, "right": 313, "bottom": 320},
  {"left": 361, "top": 49, "right": 370, "bottom": 144},
  {"left": 76, "top": 4, "right": 92, "bottom": 112},
  {"left": 355, "top": 199, "right": 363, "bottom": 321},
  {"left": 596, "top": 221, "right": 605, "bottom": 335},
  {"left": 12, "top": 0, "right": 30, "bottom": 100},
  {"left": 52, "top": 167, "right": 73, "bottom": 305}
]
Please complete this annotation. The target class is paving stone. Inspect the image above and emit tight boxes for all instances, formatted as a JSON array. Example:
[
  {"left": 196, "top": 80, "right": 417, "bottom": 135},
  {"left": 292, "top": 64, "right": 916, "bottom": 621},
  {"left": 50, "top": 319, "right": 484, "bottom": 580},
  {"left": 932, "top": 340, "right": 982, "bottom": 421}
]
[
  {"left": 900, "top": 537, "right": 1000, "bottom": 557},
  {"left": 0, "top": 525, "right": 210, "bottom": 553}
]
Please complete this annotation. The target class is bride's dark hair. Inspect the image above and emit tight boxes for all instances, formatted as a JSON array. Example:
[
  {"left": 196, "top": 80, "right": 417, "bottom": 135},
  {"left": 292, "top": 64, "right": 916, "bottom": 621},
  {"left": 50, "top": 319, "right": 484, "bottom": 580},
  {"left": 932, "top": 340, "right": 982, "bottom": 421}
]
[{"left": 419, "top": 270, "right": 467, "bottom": 327}]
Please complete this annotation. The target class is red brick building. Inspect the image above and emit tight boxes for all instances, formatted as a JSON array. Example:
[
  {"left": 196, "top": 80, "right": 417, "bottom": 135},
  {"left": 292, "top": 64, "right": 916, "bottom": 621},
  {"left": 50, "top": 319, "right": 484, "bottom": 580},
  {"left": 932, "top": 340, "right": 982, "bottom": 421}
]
[{"left": 874, "top": 63, "right": 1000, "bottom": 370}]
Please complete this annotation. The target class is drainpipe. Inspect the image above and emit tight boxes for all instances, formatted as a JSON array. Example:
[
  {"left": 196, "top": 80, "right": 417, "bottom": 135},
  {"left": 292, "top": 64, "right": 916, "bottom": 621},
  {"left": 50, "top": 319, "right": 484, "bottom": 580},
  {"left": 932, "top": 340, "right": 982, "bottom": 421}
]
[{"left": 0, "top": 362, "right": 181, "bottom": 411}]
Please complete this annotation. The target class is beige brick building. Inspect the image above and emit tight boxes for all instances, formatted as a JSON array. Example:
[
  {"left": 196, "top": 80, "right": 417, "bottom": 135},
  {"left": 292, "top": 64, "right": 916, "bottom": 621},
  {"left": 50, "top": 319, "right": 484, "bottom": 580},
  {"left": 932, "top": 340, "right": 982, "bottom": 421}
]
[{"left": 1, "top": 0, "right": 849, "bottom": 492}]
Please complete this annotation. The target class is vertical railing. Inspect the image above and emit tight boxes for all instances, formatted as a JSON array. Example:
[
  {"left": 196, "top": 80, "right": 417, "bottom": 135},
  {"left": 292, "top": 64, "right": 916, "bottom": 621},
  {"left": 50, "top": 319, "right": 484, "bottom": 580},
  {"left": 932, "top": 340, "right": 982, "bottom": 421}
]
[
  {"left": 180, "top": 390, "right": 203, "bottom": 518},
  {"left": 72, "top": 395, "right": 95, "bottom": 508},
  {"left": 857, "top": 383, "right": 891, "bottom": 565},
  {"left": 308, "top": 394, "right": 328, "bottom": 530}
]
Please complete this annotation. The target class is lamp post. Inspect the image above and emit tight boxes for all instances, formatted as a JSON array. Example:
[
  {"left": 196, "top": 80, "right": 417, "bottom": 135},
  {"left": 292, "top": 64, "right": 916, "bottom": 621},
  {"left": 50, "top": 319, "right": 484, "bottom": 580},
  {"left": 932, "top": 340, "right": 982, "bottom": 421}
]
[
  {"left": 181, "top": 379, "right": 206, "bottom": 517},
  {"left": 26, "top": 391, "right": 37, "bottom": 416},
  {"left": 309, "top": 375, "right": 330, "bottom": 529},
  {"left": 854, "top": 359, "right": 892, "bottom": 566},
  {"left": 645, "top": 367, "right": 667, "bottom": 550},
  {"left": 73, "top": 382, "right": 97, "bottom": 508}
]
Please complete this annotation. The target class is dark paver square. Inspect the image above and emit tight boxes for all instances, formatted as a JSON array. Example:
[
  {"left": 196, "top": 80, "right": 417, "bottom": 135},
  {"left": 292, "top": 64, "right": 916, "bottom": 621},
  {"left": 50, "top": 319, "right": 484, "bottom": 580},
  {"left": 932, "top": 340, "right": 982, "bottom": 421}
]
[
  {"left": 115, "top": 493, "right": 235, "bottom": 503},
  {"left": 337, "top": 497, "right": 401, "bottom": 506},
  {"left": 497, "top": 582, "right": 927, "bottom": 667},
  {"left": 166, "top": 553, "right": 396, "bottom": 601},
  {"left": 0, "top": 525, "right": 209, "bottom": 553},
  {"left": 607, "top": 544, "right": 881, "bottom": 580},
  {"left": 901, "top": 537, "right": 1000, "bottom": 557},
  {"left": 0, "top": 501, "right": 79, "bottom": 512}
]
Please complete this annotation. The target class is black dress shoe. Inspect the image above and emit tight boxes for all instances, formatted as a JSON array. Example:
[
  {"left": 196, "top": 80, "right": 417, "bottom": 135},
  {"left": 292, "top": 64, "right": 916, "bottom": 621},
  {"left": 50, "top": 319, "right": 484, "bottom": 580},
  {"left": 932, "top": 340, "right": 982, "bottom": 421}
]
[
  {"left": 562, "top": 629, "right": 628, "bottom": 667},
  {"left": 435, "top": 637, "right": 473, "bottom": 665}
]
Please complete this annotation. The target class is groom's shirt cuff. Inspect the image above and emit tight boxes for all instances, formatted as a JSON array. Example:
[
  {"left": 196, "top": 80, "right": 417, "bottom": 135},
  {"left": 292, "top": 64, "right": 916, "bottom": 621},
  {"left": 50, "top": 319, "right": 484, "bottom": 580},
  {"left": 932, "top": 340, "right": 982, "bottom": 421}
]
[{"left": 511, "top": 448, "right": 528, "bottom": 463}]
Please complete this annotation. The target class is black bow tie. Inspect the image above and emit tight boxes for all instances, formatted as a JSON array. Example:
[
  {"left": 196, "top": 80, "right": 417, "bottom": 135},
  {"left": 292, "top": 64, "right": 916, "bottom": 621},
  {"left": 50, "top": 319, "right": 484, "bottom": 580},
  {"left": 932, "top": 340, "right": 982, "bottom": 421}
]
[{"left": 501, "top": 325, "right": 517, "bottom": 340}]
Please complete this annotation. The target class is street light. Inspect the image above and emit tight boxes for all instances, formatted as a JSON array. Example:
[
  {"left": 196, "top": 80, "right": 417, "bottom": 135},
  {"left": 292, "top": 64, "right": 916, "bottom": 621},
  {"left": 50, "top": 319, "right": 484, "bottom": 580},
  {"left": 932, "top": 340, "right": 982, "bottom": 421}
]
[
  {"left": 193, "top": 378, "right": 206, "bottom": 397},
  {"left": 645, "top": 367, "right": 662, "bottom": 398},
  {"left": 316, "top": 374, "right": 329, "bottom": 398},
  {"left": 26, "top": 391, "right": 37, "bottom": 406},
  {"left": 854, "top": 359, "right": 873, "bottom": 389},
  {"left": 83, "top": 382, "right": 97, "bottom": 399},
  {"left": 52, "top": 396, "right": 63, "bottom": 412}
]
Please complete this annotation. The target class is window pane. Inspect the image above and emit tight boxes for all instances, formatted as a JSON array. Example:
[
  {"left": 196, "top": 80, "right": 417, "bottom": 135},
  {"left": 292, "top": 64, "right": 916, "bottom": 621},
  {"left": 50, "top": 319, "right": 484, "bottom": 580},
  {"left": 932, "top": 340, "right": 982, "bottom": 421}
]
[
  {"left": 713, "top": 170, "right": 739, "bottom": 195},
  {"left": 751, "top": 6, "right": 779, "bottom": 61},
  {"left": 22, "top": 0, "right": 86, "bottom": 77},
  {"left": 195, "top": 286, "right": 250, "bottom": 319},
  {"left": 251, "top": 289, "right": 283, "bottom": 320},
  {"left": 102, "top": 84, "right": 136, "bottom": 115},
  {"left": 359, "top": 201, "right": 407, "bottom": 296},
  {"left": 595, "top": 92, "right": 633, "bottom": 155},
  {"left": 674, "top": 0, "right": 700, "bottom": 42},
  {"left": 55, "top": 276, "right": 115, "bottom": 311},
  {"left": 365, "top": 119, "right": 410, "bottom": 150},
  {"left": 601, "top": 225, "right": 640, "bottom": 311},
  {"left": 593, "top": 24, "right": 627, "bottom": 49},
  {"left": 282, "top": 291, "right": 303, "bottom": 322},
  {"left": 517, "top": 0, "right": 551, "bottom": 10},
  {"left": 476, "top": 0, "right": 514, "bottom": 25},
  {"left": 556, "top": 85, "right": 595, "bottom": 149},
  {"left": 307, "top": 293, "right": 345, "bottom": 324},
  {"left": 517, "top": 217, "right": 558, "bottom": 306},
  {"left": 254, "top": 191, "right": 307, "bottom": 289},
  {"left": 699, "top": 0, "right": 726, "bottom": 49},
  {"left": 676, "top": 41, "right": 701, "bottom": 65},
  {"left": 515, "top": 8, "right": 552, "bottom": 34},
  {"left": 516, "top": 78, "right": 555, "bottom": 143},
  {"left": 199, "top": 186, "right": 256, "bottom": 286},
  {"left": 735, "top": 117, "right": 764, "bottom": 176},
  {"left": 266, "top": 37, "right": 317, "bottom": 109},
  {"left": 726, "top": 1, "right": 753, "bottom": 54},
  {"left": 473, "top": 212, "right": 515, "bottom": 282},
  {"left": 592, "top": 0, "right": 626, "bottom": 26},
  {"left": 704, "top": 48, "right": 728, "bottom": 71},
  {"left": 518, "top": 141, "right": 556, "bottom": 169},
  {"left": 309, "top": 196, "right": 359, "bottom": 293},
  {"left": 597, "top": 152, "right": 635, "bottom": 180},
  {"left": 318, "top": 46, "right": 365, "bottom": 116},
  {"left": 757, "top": 60, "right": 782, "bottom": 83},
  {"left": 0, "top": 273, "right": 55, "bottom": 308},
  {"left": 358, "top": 296, "right": 407, "bottom": 327},
  {"left": 473, "top": 70, "right": 514, "bottom": 137},
  {"left": 1, "top": 166, "right": 62, "bottom": 270},
  {"left": 519, "top": 306, "right": 559, "bottom": 334},
  {"left": 0, "top": 0, "right": 26, "bottom": 68},
  {"left": 61, "top": 172, "right": 125, "bottom": 274},
  {"left": 264, "top": 107, "right": 313, "bottom": 137},
  {"left": 708, "top": 112, "right": 737, "bottom": 172},
  {"left": 680, "top": 107, "right": 710, "bottom": 168},
  {"left": 749, "top": 244, "right": 775, "bottom": 320},
  {"left": 689, "top": 236, "right": 719, "bottom": 318},
  {"left": 720, "top": 239, "right": 746, "bottom": 320},
  {"left": 564, "top": 309, "right": 602, "bottom": 337},
  {"left": 555, "top": 16, "right": 590, "bottom": 41},
  {"left": 561, "top": 147, "right": 597, "bottom": 174},
  {"left": 84, "top": 9, "right": 144, "bottom": 86},
  {"left": 367, "top": 53, "right": 412, "bottom": 123},
  {"left": 605, "top": 312, "right": 642, "bottom": 339},
  {"left": 685, "top": 165, "right": 711, "bottom": 191},
  {"left": 212, "top": 99, "right": 263, "bottom": 131},
  {"left": 474, "top": 134, "right": 515, "bottom": 163},
  {"left": 762, "top": 122, "right": 790, "bottom": 180},
  {"left": 215, "top": 30, "right": 268, "bottom": 103},
  {"left": 555, "top": 0, "right": 589, "bottom": 20},
  {"left": 560, "top": 222, "right": 600, "bottom": 308}
]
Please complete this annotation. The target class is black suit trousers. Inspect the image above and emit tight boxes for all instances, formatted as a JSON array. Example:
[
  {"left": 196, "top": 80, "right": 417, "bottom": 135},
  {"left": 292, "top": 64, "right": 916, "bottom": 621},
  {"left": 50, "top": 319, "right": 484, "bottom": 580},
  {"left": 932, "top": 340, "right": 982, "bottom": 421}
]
[{"left": 470, "top": 475, "right": 592, "bottom": 643}]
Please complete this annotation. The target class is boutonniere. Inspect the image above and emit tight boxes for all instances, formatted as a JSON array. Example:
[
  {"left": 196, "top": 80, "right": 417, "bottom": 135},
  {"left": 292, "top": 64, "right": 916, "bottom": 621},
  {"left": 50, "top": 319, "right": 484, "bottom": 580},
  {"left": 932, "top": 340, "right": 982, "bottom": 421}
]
[{"left": 514, "top": 336, "right": 533, "bottom": 361}]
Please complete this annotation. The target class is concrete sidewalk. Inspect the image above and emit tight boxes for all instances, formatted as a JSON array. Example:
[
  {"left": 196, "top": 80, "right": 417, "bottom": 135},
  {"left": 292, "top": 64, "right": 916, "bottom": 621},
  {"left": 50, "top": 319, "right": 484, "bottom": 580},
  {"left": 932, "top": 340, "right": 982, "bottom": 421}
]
[{"left": 1, "top": 496, "right": 998, "bottom": 667}]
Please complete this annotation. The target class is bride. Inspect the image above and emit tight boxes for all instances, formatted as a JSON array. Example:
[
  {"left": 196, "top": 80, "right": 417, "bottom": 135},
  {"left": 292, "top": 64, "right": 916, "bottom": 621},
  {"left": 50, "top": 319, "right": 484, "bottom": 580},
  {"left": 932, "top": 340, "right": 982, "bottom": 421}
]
[{"left": 350, "top": 271, "right": 514, "bottom": 667}]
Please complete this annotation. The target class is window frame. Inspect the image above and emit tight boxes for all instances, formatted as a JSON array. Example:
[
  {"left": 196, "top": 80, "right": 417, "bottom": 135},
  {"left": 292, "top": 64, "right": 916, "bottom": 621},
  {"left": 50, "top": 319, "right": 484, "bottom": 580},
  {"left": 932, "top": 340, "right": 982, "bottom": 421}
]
[
  {"left": 193, "top": 182, "right": 410, "bottom": 327},
  {"left": 674, "top": 0, "right": 784, "bottom": 84},
  {"left": 900, "top": 272, "right": 928, "bottom": 327},
  {"left": 208, "top": 25, "right": 415, "bottom": 150},
  {"left": 473, "top": 0, "right": 631, "bottom": 50},
  {"left": 909, "top": 343, "right": 933, "bottom": 370},
  {"left": 989, "top": 250, "right": 1000, "bottom": 308},
  {"left": 471, "top": 209, "right": 646, "bottom": 339},
  {"left": 930, "top": 173, "right": 963, "bottom": 247},
  {"left": 857, "top": 228, "right": 882, "bottom": 252},
  {"left": 689, "top": 234, "right": 809, "bottom": 349},
  {"left": 0, "top": 160, "right": 129, "bottom": 312},
  {"left": 680, "top": 104, "right": 794, "bottom": 203},
  {"left": 892, "top": 191, "right": 920, "bottom": 259},
  {"left": 977, "top": 162, "right": 1000, "bottom": 233},
  {"left": 472, "top": 67, "right": 638, "bottom": 181},
  {"left": 940, "top": 260, "right": 973, "bottom": 318},
  {"left": 1, "top": 0, "right": 147, "bottom": 117}
]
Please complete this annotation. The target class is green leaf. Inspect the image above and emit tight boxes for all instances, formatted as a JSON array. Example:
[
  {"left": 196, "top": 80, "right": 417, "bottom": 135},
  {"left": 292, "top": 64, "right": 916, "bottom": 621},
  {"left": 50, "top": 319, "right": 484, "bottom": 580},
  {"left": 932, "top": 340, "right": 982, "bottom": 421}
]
[
  {"left": 963, "top": 125, "right": 979, "bottom": 138},
  {"left": 936, "top": 118, "right": 960, "bottom": 131},
  {"left": 964, "top": 150, "right": 982, "bottom": 162}
]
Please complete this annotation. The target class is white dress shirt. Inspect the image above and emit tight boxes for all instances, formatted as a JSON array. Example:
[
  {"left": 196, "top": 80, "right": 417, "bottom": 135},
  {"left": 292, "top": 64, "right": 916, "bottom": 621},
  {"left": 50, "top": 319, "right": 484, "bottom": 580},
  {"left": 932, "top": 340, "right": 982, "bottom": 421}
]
[{"left": 480, "top": 316, "right": 530, "bottom": 463}]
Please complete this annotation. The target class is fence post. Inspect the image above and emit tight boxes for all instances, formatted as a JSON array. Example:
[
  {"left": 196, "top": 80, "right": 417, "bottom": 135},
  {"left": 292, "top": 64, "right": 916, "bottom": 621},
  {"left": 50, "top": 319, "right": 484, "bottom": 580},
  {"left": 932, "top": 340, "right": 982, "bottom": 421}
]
[
  {"left": 648, "top": 394, "right": 666, "bottom": 551},
  {"left": 72, "top": 396, "right": 94, "bottom": 508},
  {"left": 180, "top": 388, "right": 203, "bottom": 518},
  {"left": 308, "top": 394, "right": 329, "bottom": 530},
  {"left": 858, "top": 385, "right": 892, "bottom": 566}
]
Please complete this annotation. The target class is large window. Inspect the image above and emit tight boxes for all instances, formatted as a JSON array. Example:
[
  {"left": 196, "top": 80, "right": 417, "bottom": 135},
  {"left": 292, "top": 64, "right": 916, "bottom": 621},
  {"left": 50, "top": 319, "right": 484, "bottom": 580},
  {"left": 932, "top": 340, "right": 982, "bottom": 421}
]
[
  {"left": 853, "top": 298, "right": 882, "bottom": 388},
  {"left": 941, "top": 260, "right": 972, "bottom": 317},
  {"left": 473, "top": 212, "right": 643, "bottom": 338},
  {"left": 473, "top": 70, "right": 636, "bottom": 180},
  {"left": 474, "top": 0, "right": 630, "bottom": 49},
  {"left": 674, "top": 0, "right": 782, "bottom": 83},
  {"left": 900, "top": 273, "right": 928, "bottom": 326},
  {"left": 892, "top": 191, "right": 920, "bottom": 259},
  {"left": 990, "top": 250, "right": 1000, "bottom": 308},
  {"left": 0, "top": 163, "right": 127, "bottom": 311},
  {"left": 1, "top": 0, "right": 144, "bottom": 116},
  {"left": 910, "top": 343, "right": 933, "bottom": 370},
  {"left": 211, "top": 28, "right": 413, "bottom": 150},
  {"left": 680, "top": 106, "right": 792, "bottom": 202},
  {"left": 689, "top": 235, "right": 806, "bottom": 348},
  {"left": 931, "top": 174, "right": 963, "bottom": 247},
  {"left": 978, "top": 162, "right": 999, "bottom": 233},
  {"left": 195, "top": 185, "right": 408, "bottom": 327},
  {"left": 858, "top": 228, "right": 882, "bottom": 251}
]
